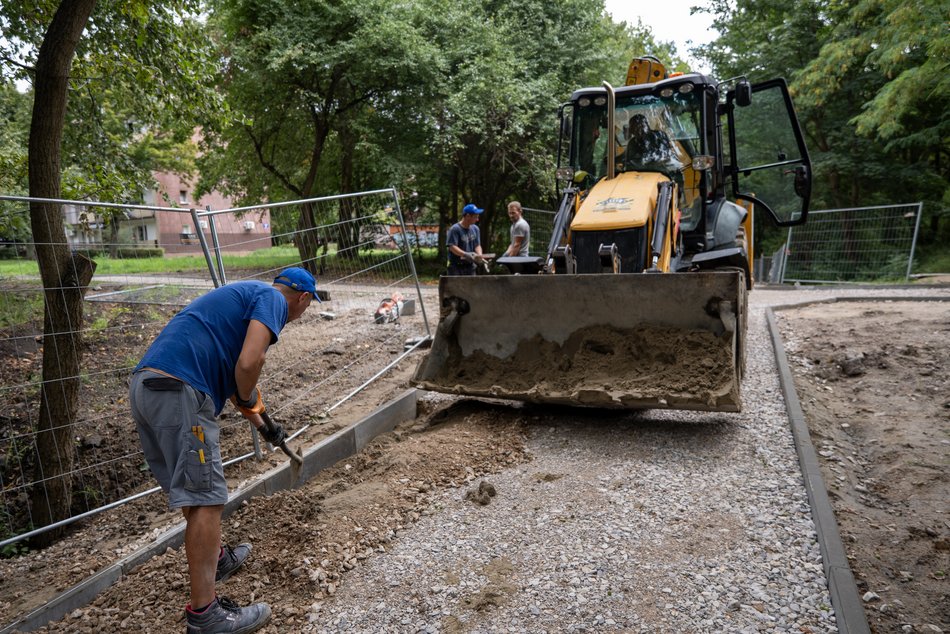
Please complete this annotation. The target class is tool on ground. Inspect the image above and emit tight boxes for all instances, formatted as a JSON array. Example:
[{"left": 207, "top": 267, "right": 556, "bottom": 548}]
[
  {"left": 260, "top": 410, "right": 303, "bottom": 483},
  {"left": 374, "top": 292, "right": 405, "bottom": 324},
  {"left": 412, "top": 56, "right": 812, "bottom": 412}
]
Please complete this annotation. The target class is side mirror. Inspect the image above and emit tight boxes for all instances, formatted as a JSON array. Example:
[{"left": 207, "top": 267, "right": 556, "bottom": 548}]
[
  {"left": 736, "top": 79, "right": 752, "bottom": 107},
  {"left": 793, "top": 165, "right": 809, "bottom": 198}
]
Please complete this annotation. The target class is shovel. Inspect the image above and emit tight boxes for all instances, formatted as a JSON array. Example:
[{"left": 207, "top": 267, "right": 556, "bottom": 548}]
[{"left": 260, "top": 410, "right": 304, "bottom": 484}]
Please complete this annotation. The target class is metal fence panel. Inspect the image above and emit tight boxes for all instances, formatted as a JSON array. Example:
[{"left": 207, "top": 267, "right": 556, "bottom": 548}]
[
  {"left": 0, "top": 189, "right": 429, "bottom": 548},
  {"left": 782, "top": 203, "right": 923, "bottom": 284},
  {"left": 521, "top": 207, "right": 556, "bottom": 258}
]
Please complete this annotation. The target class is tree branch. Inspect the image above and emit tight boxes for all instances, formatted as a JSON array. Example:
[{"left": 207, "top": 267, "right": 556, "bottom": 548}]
[
  {"left": 244, "top": 126, "right": 303, "bottom": 197},
  {"left": 0, "top": 53, "right": 35, "bottom": 74}
]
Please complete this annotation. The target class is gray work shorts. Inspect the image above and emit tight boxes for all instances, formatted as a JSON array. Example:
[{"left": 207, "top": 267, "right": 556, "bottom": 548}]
[{"left": 129, "top": 370, "right": 227, "bottom": 509}]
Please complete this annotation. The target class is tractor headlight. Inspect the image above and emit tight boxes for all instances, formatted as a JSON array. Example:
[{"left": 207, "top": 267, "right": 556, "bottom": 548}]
[
  {"left": 556, "top": 167, "right": 575, "bottom": 182},
  {"left": 692, "top": 155, "right": 715, "bottom": 171}
]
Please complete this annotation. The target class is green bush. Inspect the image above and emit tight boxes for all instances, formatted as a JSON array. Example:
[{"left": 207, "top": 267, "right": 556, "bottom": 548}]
[{"left": 115, "top": 247, "right": 165, "bottom": 259}]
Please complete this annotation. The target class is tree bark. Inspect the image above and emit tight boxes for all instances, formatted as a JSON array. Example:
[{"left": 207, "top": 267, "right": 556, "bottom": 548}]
[
  {"left": 337, "top": 123, "right": 358, "bottom": 260},
  {"left": 28, "top": 0, "right": 98, "bottom": 547},
  {"left": 293, "top": 116, "right": 330, "bottom": 268}
]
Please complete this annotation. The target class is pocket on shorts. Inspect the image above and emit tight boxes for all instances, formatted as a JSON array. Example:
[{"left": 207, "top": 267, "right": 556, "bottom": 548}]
[{"left": 183, "top": 448, "right": 212, "bottom": 492}]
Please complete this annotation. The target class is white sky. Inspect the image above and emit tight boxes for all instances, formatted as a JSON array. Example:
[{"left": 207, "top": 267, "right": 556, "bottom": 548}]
[{"left": 602, "top": 0, "right": 718, "bottom": 73}]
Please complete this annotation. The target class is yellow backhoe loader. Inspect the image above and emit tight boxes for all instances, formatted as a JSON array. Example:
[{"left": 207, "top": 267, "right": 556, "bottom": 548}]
[{"left": 413, "top": 57, "right": 812, "bottom": 412}]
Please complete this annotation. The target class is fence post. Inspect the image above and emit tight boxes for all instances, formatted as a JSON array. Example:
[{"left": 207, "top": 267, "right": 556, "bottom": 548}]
[
  {"left": 191, "top": 207, "right": 220, "bottom": 288},
  {"left": 906, "top": 203, "right": 923, "bottom": 281},
  {"left": 391, "top": 187, "right": 431, "bottom": 336}
]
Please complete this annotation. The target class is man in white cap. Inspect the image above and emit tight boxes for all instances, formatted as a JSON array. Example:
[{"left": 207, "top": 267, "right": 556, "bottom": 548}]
[
  {"left": 129, "top": 267, "right": 319, "bottom": 633},
  {"left": 446, "top": 203, "right": 486, "bottom": 275}
]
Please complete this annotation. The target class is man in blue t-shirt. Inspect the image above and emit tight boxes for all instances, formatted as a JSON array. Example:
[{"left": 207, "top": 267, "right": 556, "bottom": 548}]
[
  {"left": 129, "top": 267, "right": 319, "bottom": 633},
  {"left": 446, "top": 203, "right": 486, "bottom": 275}
]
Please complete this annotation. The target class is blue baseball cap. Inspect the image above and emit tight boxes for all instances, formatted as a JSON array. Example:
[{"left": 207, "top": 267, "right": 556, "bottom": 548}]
[
  {"left": 462, "top": 203, "right": 484, "bottom": 215},
  {"left": 274, "top": 267, "right": 321, "bottom": 302}
]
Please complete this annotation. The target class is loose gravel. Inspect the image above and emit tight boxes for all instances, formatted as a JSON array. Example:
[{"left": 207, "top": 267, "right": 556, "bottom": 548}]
[{"left": 305, "top": 285, "right": 949, "bottom": 634}]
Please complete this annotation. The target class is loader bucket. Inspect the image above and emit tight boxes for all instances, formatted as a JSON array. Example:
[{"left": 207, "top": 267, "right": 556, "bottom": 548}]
[{"left": 412, "top": 271, "right": 746, "bottom": 412}]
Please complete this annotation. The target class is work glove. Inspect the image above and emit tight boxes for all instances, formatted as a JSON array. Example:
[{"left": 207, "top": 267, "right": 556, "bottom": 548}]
[
  {"left": 259, "top": 422, "right": 287, "bottom": 446},
  {"left": 231, "top": 387, "right": 266, "bottom": 417}
]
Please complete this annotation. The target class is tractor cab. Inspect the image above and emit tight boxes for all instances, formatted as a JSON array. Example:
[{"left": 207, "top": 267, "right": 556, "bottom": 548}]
[{"left": 553, "top": 57, "right": 812, "bottom": 276}]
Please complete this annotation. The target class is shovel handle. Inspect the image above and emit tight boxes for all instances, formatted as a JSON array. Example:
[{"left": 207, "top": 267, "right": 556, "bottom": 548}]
[{"left": 260, "top": 410, "right": 303, "bottom": 466}]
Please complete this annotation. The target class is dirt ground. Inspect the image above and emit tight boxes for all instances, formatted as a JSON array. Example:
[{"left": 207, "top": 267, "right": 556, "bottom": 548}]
[
  {"left": 421, "top": 324, "right": 739, "bottom": 410},
  {"left": 0, "top": 281, "right": 435, "bottom": 627},
  {"left": 6, "top": 393, "right": 530, "bottom": 633},
  {"left": 777, "top": 300, "right": 949, "bottom": 633},
  {"left": 1, "top": 291, "right": 948, "bottom": 633}
]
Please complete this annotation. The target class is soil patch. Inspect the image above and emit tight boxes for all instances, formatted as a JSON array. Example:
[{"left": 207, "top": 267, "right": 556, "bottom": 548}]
[
  {"left": 0, "top": 281, "right": 430, "bottom": 626},
  {"left": 421, "top": 324, "right": 738, "bottom": 410},
  {"left": 12, "top": 398, "right": 529, "bottom": 633},
  {"left": 778, "top": 300, "right": 949, "bottom": 632}
]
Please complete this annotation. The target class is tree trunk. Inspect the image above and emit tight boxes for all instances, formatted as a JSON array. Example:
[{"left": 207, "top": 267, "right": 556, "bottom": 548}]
[
  {"left": 295, "top": 201, "right": 323, "bottom": 275},
  {"left": 337, "top": 124, "right": 358, "bottom": 260},
  {"left": 27, "top": 0, "right": 98, "bottom": 547},
  {"left": 294, "top": 118, "right": 330, "bottom": 268},
  {"left": 108, "top": 212, "right": 119, "bottom": 257}
]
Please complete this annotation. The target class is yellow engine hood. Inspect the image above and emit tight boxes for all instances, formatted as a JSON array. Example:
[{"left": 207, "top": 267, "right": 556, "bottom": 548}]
[{"left": 572, "top": 171, "right": 669, "bottom": 232}]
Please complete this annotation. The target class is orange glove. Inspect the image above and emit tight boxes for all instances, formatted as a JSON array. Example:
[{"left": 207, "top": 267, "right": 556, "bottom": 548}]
[{"left": 231, "top": 387, "right": 266, "bottom": 417}]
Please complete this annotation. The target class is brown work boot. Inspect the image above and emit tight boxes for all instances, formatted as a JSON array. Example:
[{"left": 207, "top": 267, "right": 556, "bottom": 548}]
[
  {"left": 185, "top": 596, "right": 271, "bottom": 633},
  {"left": 215, "top": 543, "right": 251, "bottom": 583}
]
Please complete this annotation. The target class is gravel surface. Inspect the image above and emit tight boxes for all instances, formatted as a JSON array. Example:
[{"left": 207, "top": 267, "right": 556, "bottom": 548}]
[
  {"left": 8, "top": 284, "right": 947, "bottom": 634},
  {"left": 310, "top": 285, "right": 950, "bottom": 634}
]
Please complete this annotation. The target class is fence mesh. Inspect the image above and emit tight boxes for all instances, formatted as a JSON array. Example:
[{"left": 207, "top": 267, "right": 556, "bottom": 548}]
[
  {"left": 0, "top": 188, "right": 430, "bottom": 548},
  {"left": 521, "top": 207, "right": 557, "bottom": 258},
  {"left": 782, "top": 203, "right": 922, "bottom": 283}
]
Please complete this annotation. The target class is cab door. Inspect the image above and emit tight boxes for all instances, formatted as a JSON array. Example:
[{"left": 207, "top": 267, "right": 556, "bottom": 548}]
[{"left": 726, "top": 78, "right": 811, "bottom": 227}]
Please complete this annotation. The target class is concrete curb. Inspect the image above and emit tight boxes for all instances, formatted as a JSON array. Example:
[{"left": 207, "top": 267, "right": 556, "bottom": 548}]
[{"left": 2, "top": 389, "right": 419, "bottom": 634}]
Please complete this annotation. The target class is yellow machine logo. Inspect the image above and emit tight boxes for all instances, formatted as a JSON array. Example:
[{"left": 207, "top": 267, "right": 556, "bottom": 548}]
[{"left": 593, "top": 197, "right": 633, "bottom": 212}]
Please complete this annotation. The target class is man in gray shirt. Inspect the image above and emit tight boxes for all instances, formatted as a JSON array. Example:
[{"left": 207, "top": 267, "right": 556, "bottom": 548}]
[{"left": 503, "top": 200, "right": 530, "bottom": 257}]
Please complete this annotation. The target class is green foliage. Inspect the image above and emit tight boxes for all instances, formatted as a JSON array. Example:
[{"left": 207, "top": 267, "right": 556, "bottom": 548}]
[
  {"left": 0, "top": 81, "right": 31, "bottom": 242},
  {"left": 915, "top": 242, "right": 950, "bottom": 274},
  {"left": 0, "top": 289, "right": 43, "bottom": 328},
  {"left": 0, "top": 503, "right": 31, "bottom": 558},
  {"left": 1, "top": 0, "right": 223, "bottom": 209},
  {"left": 697, "top": 0, "right": 948, "bottom": 262},
  {"left": 198, "top": 0, "right": 442, "bottom": 201},
  {"left": 0, "top": 80, "right": 30, "bottom": 193},
  {"left": 198, "top": 0, "right": 685, "bottom": 255}
]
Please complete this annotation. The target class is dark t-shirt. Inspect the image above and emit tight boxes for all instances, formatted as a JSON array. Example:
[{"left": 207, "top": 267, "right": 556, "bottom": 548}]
[{"left": 446, "top": 222, "right": 481, "bottom": 270}]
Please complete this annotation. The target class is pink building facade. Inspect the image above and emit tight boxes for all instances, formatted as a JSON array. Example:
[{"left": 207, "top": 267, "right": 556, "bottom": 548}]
[{"left": 131, "top": 172, "right": 273, "bottom": 255}]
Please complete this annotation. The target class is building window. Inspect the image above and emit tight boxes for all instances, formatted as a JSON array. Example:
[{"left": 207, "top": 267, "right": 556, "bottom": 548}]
[
  {"left": 135, "top": 225, "right": 147, "bottom": 242},
  {"left": 180, "top": 224, "right": 199, "bottom": 245},
  {"left": 179, "top": 190, "right": 188, "bottom": 204}
]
